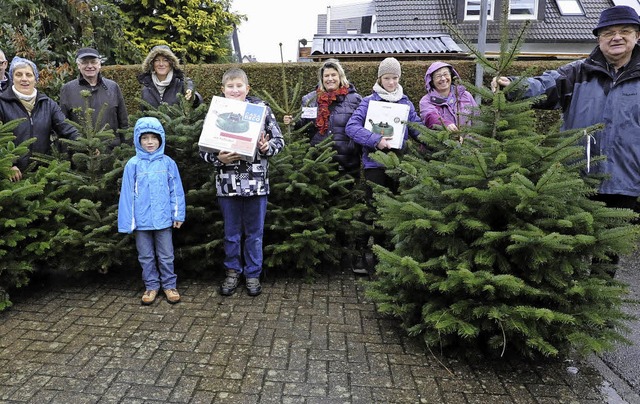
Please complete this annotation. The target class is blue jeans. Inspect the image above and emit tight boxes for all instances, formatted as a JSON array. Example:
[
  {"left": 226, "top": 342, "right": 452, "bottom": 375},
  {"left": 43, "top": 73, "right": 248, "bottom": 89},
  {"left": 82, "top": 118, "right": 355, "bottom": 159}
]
[
  {"left": 218, "top": 195, "right": 267, "bottom": 278},
  {"left": 134, "top": 227, "right": 177, "bottom": 290}
]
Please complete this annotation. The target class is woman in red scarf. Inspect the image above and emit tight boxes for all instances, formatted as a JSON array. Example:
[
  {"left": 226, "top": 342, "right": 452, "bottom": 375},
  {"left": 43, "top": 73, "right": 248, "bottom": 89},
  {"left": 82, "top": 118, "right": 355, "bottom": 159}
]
[
  {"left": 284, "top": 59, "right": 362, "bottom": 174},
  {"left": 283, "top": 59, "right": 365, "bottom": 272}
]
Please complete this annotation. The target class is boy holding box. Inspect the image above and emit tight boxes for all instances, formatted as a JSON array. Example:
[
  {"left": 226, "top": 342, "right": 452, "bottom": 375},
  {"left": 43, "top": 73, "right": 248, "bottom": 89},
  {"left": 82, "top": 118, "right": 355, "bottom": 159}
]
[{"left": 200, "top": 68, "right": 284, "bottom": 296}]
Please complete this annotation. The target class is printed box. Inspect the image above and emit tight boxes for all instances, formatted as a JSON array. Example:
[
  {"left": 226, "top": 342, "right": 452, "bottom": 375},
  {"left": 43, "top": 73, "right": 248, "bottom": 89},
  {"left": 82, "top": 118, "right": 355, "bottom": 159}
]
[
  {"left": 364, "top": 100, "right": 409, "bottom": 149},
  {"left": 198, "top": 96, "right": 267, "bottom": 161}
]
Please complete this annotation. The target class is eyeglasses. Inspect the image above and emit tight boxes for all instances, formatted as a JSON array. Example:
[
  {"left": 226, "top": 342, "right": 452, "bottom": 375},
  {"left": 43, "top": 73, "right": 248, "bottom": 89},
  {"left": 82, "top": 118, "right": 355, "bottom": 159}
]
[
  {"left": 599, "top": 28, "right": 638, "bottom": 39},
  {"left": 433, "top": 73, "right": 451, "bottom": 80}
]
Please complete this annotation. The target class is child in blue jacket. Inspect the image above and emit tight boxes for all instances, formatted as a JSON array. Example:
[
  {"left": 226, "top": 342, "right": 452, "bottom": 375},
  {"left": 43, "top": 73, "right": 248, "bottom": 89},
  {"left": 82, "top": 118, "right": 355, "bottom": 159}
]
[{"left": 118, "top": 117, "right": 186, "bottom": 305}]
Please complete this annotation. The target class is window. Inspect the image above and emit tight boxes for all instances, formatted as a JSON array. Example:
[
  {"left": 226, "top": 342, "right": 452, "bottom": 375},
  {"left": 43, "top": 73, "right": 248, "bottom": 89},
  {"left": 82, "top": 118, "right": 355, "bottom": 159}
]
[
  {"left": 465, "top": 0, "right": 495, "bottom": 21},
  {"left": 463, "top": 0, "right": 542, "bottom": 21},
  {"left": 555, "top": 0, "right": 585, "bottom": 15},
  {"left": 509, "top": 0, "right": 538, "bottom": 19}
]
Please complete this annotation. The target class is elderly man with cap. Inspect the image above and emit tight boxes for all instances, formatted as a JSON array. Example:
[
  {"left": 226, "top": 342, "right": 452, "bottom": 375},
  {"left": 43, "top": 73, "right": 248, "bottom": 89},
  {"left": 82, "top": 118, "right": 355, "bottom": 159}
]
[
  {"left": 492, "top": 5, "right": 640, "bottom": 274},
  {"left": 0, "top": 48, "right": 10, "bottom": 93},
  {"left": 60, "top": 47, "right": 129, "bottom": 146}
]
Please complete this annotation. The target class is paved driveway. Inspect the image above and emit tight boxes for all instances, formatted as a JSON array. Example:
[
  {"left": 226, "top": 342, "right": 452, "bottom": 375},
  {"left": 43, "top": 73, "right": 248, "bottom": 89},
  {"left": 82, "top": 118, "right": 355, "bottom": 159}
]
[{"left": 0, "top": 268, "right": 632, "bottom": 403}]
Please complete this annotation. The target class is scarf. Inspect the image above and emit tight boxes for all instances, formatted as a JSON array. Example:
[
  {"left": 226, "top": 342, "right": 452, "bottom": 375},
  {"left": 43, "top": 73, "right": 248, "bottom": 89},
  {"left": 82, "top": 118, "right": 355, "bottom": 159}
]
[
  {"left": 315, "top": 85, "right": 349, "bottom": 135},
  {"left": 152, "top": 70, "right": 173, "bottom": 98},
  {"left": 373, "top": 82, "right": 404, "bottom": 102},
  {"left": 12, "top": 85, "right": 37, "bottom": 114}
]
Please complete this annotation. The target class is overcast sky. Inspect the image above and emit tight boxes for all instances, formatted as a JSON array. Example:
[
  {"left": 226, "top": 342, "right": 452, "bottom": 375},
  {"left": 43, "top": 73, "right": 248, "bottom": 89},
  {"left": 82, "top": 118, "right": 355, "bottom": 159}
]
[{"left": 231, "top": 0, "right": 364, "bottom": 63}]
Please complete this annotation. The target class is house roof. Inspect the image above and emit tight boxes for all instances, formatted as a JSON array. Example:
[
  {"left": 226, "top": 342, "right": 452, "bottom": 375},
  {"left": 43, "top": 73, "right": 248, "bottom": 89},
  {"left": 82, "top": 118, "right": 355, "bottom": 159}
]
[
  {"left": 309, "top": 34, "right": 464, "bottom": 58},
  {"left": 374, "top": 0, "right": 614, "bottom": 43}
]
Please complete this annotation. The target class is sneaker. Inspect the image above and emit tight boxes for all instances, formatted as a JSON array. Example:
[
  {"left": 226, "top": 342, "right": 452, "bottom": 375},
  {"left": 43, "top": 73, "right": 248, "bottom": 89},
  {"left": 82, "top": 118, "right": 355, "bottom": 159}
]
[
  {"left": 141, "top": 290, "right": 158, "bottom": 305},
  {"left": 246, "top": 277, "right": 262, "bottom": 296},
  {"left": 164, "top": 288, "right": 181, "bottom": 304},
  {"left": 220, "top": 269, "right": 240, "bottom": 296}
]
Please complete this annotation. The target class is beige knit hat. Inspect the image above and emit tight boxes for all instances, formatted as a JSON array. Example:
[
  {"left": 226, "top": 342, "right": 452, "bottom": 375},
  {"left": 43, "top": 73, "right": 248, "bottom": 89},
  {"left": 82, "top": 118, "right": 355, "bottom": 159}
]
[{"left": 377, "top": 57, "right": 401, "bottom": 78}]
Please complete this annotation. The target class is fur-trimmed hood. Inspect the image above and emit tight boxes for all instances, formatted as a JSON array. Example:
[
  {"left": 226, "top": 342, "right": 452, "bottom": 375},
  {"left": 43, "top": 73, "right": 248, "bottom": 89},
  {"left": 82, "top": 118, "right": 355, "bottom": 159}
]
[{"left": 141, "top": 45, "right": 182, "bottom": 75}]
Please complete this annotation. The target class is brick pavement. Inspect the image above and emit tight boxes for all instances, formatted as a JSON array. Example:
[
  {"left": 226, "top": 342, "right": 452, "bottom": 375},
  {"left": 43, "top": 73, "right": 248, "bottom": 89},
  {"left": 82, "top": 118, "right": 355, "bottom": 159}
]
[{"left": 0, "top": 268, "right": 619, "bottom": 403}]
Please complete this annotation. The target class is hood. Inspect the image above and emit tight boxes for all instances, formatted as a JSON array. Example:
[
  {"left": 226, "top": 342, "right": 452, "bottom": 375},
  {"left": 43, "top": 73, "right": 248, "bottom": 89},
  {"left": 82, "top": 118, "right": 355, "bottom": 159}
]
[
  {"left": 134, "top": 116, "right": 166, "bottom": 159},
  {"left": 141, "top": 45, "right": 182, "bottom": 75},
  {"left": 424, "top": 61, "right": 461, "bottom": 92}
]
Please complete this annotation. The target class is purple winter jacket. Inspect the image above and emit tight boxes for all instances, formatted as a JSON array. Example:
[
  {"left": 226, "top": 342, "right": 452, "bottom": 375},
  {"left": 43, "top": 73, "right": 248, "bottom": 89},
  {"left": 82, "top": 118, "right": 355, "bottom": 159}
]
[
  {"left": 419, "top": 61, "right": 477, "bottom": 129},
  {"left": 346, "top": 92, "right": 422, "bottom": 170}
]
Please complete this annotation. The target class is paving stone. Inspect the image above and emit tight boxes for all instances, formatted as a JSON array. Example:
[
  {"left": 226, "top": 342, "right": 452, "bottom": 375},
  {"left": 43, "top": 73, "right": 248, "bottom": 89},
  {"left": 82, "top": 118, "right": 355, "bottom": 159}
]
[{"left": 0, "top": 271, "right": 626, "bottom": 404}]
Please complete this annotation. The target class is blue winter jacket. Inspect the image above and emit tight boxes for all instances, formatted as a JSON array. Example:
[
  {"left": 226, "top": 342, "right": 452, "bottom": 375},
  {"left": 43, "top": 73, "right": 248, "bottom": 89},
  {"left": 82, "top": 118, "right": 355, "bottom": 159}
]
[
  {"left": 519, "top": 44, "right": 640, "bottom": 197},
  {"left": 345, "top": 92, "right": 422, "bottom": 169},
  {"left": 118, "top": 117, "right": 186, "bottom": 233}
]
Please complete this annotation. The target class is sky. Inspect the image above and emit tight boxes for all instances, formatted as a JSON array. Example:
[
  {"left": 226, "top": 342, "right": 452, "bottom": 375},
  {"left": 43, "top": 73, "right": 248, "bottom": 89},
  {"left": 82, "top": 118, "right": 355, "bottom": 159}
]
[{"left": 231, "top": 0, "right": 364, "bottom": 63}]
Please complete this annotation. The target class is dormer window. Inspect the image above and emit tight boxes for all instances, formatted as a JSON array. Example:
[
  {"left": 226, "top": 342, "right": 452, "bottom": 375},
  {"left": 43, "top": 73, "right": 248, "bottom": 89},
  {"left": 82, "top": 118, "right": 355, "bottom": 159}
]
[
  {"left": 509, "top": 0, "right": 538, "bottom": 19},
  {"left": 555, "top": 0, "right": 585, "bottom": 15},
  {"left": 463, "top": 0, "right": 541, "bottom": 21},
  {"left": 464, "top": 0, "right": 494, "bottom": 20}
]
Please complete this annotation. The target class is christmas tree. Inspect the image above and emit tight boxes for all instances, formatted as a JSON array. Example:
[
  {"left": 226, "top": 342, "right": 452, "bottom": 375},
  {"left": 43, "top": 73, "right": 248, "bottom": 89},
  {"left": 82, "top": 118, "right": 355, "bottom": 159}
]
[
  {"left": 364, "top": 10, "right": 640, "bottom": 357},
  {"left": 0, "top": 119, "right": 72, "bottom": 308}
]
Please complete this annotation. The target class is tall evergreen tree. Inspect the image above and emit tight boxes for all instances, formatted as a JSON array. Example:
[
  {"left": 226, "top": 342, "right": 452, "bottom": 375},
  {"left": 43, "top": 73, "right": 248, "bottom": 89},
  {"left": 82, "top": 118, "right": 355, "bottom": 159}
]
[
  {"left": 0, "top": 119, "right": 72, "bottom": 309},
  {"left": 0, "top": 0, "right": 135, "bottom": 65},
  {"left": 364, "top": 11, "right": 640, "bottom": 358},
  {"left": 50, "top": 96, "right": 137, "bottom": 273},
  {"left": 129, "top": 95, "right": 215, "bottom": 271},
  {"left": 116, "top": 0, "right": 244, "bottom": 63}
]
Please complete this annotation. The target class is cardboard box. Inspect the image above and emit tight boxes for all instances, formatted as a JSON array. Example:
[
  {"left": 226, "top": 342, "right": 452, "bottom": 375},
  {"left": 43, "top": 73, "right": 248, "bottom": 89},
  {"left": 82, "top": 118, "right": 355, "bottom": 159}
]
[
  {"left": 364, "top": 100, "right": 409, "bottom": 149},
  {"left": 198, "top": 96, "right": 267, "bottom": 161}
]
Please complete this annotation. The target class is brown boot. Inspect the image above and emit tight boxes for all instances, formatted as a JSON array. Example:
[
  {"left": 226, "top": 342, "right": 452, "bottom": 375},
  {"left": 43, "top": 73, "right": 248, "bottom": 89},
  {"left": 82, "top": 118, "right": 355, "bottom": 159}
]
[{"left": 141, "top": 290, "right": 158, "bottom": 305}]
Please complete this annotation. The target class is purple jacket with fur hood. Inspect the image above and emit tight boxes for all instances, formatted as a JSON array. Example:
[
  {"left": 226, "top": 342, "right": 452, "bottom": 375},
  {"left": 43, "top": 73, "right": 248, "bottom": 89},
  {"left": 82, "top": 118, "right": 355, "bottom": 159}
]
[{"left": 419, "top": 61, "right": 477, "bottom": 129}]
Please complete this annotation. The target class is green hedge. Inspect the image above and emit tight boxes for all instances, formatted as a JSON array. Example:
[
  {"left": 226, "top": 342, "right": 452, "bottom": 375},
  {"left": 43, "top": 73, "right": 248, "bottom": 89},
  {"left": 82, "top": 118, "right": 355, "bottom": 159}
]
[{"left": 102, "top": 59, "right": 568, "bottom": 120}]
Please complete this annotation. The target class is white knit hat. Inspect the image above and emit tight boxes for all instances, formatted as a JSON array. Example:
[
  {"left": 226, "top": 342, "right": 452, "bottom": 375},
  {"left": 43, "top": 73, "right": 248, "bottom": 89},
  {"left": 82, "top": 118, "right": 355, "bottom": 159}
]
[{"left": 377, "top": 57, "right": 401, "bottom": 78}]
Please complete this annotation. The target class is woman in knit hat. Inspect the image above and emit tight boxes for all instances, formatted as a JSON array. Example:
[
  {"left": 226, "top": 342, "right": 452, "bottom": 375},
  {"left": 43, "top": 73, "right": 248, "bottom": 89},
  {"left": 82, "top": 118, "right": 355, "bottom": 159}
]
[
  {"left": 0, "top": 56, "right": 79, "bottom": 182},
  {"left": 137, "top": 45, "right": 202, "bottom": 109},
  {"left": 345, "top": 57, "right": 424, "bottom": 273},
  {"left": 346, "top": 57, "right": 422, "bottom": 189}
]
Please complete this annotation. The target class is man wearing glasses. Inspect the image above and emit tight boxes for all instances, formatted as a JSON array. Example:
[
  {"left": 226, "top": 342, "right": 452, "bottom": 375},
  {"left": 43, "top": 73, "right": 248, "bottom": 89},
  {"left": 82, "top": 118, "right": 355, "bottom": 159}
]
[
  {"left": 492, "top": 5, "right": 640, "bottom": 275},
  {"left": 0, "top": 49, "right": 10, "bottom": 93},
  {"left": 60, "top": 47, "right": 129, "bottom": 146}
]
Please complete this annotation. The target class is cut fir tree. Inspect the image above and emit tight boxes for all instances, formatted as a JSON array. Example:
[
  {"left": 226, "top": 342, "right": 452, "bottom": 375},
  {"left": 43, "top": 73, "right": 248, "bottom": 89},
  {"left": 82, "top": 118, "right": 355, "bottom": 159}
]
[{"left": 363, "top": 4, "right": 640, "bottom": 358}]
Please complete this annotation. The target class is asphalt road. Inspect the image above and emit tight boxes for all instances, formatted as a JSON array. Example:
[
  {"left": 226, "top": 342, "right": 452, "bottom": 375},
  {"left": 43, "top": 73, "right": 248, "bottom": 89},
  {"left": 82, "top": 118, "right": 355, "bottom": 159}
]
[{"left": 596, "top": 249, "right": 640, "bottom": 403}]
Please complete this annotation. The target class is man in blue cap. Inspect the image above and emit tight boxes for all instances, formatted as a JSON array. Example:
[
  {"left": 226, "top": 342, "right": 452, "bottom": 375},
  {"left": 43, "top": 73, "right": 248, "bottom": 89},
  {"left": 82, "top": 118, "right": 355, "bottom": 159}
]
[
  {"left": 60, "top": 47, "right": 129, "bottom": 146},
  {"left": 492, "top": 5, "right": 640, "bottom": 275}
]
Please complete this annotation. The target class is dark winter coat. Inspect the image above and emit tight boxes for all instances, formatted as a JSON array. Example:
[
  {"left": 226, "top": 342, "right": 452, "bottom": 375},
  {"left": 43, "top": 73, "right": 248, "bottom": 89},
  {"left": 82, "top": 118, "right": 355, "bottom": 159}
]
[
  {"left": 294, "top": 84, "right": 363, "bottom": 171},
  {"left": 137, "top": 69, "right": 202, "bottom": 109},
  {"left": 0, "top": 89, "right": 79, "bottom": 171},
  {"left": 60, "top": 74, "right": 129, "bottom": 145},
  {"left": 346, "top": 92, "right": 422, "bottom": 170},
  {"left": 0, "top": 72, "right": 10, "bottom": 93},
  {"left": 519, "top": 44, "right": 640, "bottom": 197}
]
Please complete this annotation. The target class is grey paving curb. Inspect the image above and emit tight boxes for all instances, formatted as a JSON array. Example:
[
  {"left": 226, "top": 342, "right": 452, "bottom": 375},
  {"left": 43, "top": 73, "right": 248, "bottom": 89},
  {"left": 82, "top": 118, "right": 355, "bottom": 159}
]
[{"left": 589, "top": 353, "right": 640, "bottom": 404}]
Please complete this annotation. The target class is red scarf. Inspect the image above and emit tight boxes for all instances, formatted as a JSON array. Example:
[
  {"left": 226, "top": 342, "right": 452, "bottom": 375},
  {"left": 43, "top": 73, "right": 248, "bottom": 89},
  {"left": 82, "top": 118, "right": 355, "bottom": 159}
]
[{"left": 315, "top": 86, "right": 349, "bottom": 135}]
